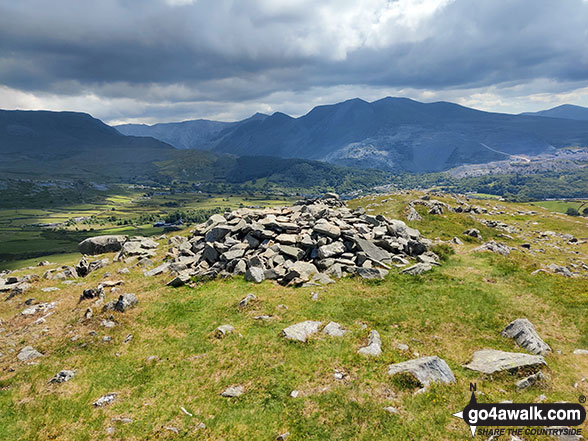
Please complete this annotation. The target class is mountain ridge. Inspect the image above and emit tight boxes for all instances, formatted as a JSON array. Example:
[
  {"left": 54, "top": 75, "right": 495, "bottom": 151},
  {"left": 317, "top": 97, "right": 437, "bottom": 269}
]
[{"left": 521, "top": 104, "right": 588, "bottom": 121}]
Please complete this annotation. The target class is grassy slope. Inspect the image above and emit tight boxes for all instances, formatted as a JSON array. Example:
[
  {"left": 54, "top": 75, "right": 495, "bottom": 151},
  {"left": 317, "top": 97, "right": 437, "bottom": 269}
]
[{"left": 0, "top": 192, "right": 587, "bottom": 440}]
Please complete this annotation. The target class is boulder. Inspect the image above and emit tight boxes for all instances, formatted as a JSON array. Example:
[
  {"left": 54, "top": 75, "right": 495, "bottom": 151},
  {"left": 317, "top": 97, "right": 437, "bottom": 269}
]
[
  {"left": 387, "top": 356, "right": 455, "bottom": 387},
  {"left": 354, "top": 238, "right": 391, "bottom": 263},
  {"left": 221, "top": 385, "right": 244, "bottom": 398},
  {"left": 79, "top": 235, "right": 126, "bottom": 255},
  {"left": 401, "top": 263, "right": 432, "bottom": 275},
  {"left": 93, "top": 393, "right": 117, "bottom": 407},
  {"left": 501, "top": 319, "right": 551, "bottom": 356},
  {"left": 473, "top": 241, "right": 511, "bottom": 256},
  {"left": 281, "top": 321, "right": 322, "bottom": 342},
  {"left": 464, "top": 349, "right": 546, "bottom": 374},
  {"left": 245, "top": 266, "right": 265, "bottom": 283}
]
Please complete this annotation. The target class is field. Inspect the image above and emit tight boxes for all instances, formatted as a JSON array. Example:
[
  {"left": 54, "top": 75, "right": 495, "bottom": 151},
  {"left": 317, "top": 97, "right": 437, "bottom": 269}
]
[
  {"left": 0, "top": 186, "right": 292, "bottom": 270},
  {"left": 0, "top": 191, "right": 586, "bottom": 440},
  {"left": 529, "top": 199, "right": 588, "bottom": 214}
]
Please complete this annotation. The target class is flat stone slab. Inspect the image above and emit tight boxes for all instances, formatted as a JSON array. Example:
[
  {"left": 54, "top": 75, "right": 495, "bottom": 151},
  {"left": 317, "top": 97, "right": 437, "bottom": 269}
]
[
  {"left": 387, "top": 356, "right": 455, "bottom": 387},
  {"left": 281, "top": 321, "right": 322, "bottom": 342},
  {"left": 464, "top": 349, "right": 546, "bottom": 374},
  {"left": 501, "top": 318, "right": 551, "bottom": 355}
]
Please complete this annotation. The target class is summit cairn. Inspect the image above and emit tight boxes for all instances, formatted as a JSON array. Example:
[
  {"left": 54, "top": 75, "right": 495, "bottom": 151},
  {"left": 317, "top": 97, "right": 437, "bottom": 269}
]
[{"left": 163, "top": 194, "right": 436, "bottom": 287}]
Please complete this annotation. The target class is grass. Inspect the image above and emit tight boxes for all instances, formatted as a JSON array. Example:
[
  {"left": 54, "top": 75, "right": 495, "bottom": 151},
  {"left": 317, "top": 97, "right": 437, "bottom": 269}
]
[
  {"left": 0, "top": 192, "right": 587, "bottom": 440},
  {"left": 528, "top": 199, "right": 588, "bottom": 214}
]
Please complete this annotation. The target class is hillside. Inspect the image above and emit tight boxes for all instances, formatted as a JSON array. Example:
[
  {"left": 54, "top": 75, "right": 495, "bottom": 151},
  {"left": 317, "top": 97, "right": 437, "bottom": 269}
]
[
  {"left": 0, "top": 110, "right": 389, "bottom": 191},
  {"left": 522, "top": 104, "right": 588, "bottom": 121},
  {"left": 0, "top": 191, "right": 587, "bottom": 440}
]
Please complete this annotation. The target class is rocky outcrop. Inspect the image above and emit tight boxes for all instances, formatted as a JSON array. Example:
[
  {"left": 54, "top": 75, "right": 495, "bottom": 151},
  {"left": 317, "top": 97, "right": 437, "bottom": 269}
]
[
  {"left": 358, "top": 330, "right": 382, "bottom": 356},
  {"left": 501, "top": 319, "right": 551, "bottom": 355},
  {"left": 472, "top": 241, "right": 511, "bottom": 256}
]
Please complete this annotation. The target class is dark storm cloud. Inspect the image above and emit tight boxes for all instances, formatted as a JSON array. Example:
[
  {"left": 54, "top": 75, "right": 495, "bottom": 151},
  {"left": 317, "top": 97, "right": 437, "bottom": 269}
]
[{"left": 1, "top": 0, "right": 587, "bottom": 122}]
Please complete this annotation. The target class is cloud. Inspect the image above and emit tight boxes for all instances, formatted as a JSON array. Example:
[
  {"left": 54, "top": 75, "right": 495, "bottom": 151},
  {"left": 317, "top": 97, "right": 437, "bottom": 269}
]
[{"left": 0, "top": 0, "right": 587, "bottom": 123}]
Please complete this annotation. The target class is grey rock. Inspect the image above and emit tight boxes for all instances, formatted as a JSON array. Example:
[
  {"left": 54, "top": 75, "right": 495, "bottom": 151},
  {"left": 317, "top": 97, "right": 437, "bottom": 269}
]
[
  {"left": 317, "top": 242, "right": 346, "bottom": 259},
  {"left": 167, "top": 271, "right": 192, "bottom": 287},
  {"left": 238, "top": 293, "right": 257, "bottom": 309},
  {"left": 351, "top": 267, "right": 388, "bottom": 280},
  {"left": 401, "top": 263, "right": 433, "bottom": 275},
  {"left": 473, "top": 241, "right": 511, "bottom": 256},
  {"left": 49, "top": 370, "right": 75, "bottom": 383},
  {"left": 322, "top": 321, "right": 348, "bottom": 337},
  {"left": 245, "top": 266, "right": 265, "bottom": 283},
  {"left": 501, "top": 319, "right": 551, "bottom": 355},
  {"left": 573, "top": 349, "right": 588, "bottom": 355},
  {"left": 79, "top": 235, "right": 127, "bottom": 255},
  {"left": 464, "top": 349, "right": 546, "bottom": 374},
  {"left": 313, "top": 221, "right": 341, "bottom": 238},
  {"left": 354, "top": 238, "right": 391, "bottom": 262},
  {"left": 281, "top": 320, "right": 322, "bottom": 342},
  {"left": 358, "top": 330, "right": 382, "bottom": 356},
  {"left": 17, "top": 346, "right": 43, "bottom": 361},
  {"left": 516, "top": 372, "right": 545, "bottom": 390},
  {"left": 93, "top": 393, "right": 117, "bottom": 407},
  {"left": 114, "top": 293, "right": 138, "bottom": 312},
  {"left": 387, "top": 356, "right": 455, "bottom": 387},
  {"left": 405, "top": 206, "right": 422, "bottom": 221},
  {"left": 144, "top": 263, "right": 170, "bottom": 277},
  {"left": 463, "top": 228, "right": 481, "bottom": 239},
  {"left": 214, "top": 324, "right": 234, "bottom": 338},
  {"left": 221, "top": 385, "right": 244, "bottom": 397}
]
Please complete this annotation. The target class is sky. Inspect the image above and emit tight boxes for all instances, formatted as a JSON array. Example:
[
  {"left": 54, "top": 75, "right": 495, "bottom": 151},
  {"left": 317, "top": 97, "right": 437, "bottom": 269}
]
[{"left": 1, "top": 0, "right": 588, "bottom": 125}]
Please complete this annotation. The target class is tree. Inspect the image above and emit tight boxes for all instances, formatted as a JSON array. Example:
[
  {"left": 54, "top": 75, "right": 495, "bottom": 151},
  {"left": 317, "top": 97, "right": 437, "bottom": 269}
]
[{"left": 566, "top": 207, "right": 580, "bottom": 216}]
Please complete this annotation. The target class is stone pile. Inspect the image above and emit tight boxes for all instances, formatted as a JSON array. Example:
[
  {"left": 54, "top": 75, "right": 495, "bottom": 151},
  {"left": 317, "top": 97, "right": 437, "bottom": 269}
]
[{"left": 161, "top": 194, "right": 437, "bottom": 286}]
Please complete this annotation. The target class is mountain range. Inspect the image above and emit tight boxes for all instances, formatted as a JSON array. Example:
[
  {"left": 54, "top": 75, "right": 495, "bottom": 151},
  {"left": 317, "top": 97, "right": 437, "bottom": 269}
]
[
  {"left": 2, "top": 98, "right": 588, "bottom": 185},
  {"left": 116, "top": 98, "right": 588, "bottom": 172},
  {"left": 521, "top": 104, "right": 588, "bottom": 121}
]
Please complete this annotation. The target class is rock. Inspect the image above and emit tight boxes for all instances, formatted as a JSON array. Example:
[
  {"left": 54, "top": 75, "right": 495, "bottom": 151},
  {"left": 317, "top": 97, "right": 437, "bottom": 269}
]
[
  {"left": 387, "top": 356, "right": 455, "bottom": 387},
  {"left": 276, "top": 432, "right": 290, "bottom": 441},
  {"left": 573, "top": 349, "right": 588, "bottom": 355},
  {"left": 284, "top": 261, "right": 319, "bottom": 283},
  {"left": 354, "top": 238, "right": 391, "bottom": 262},
  {"left": 81, "top": 285, "right": 105, "bottom": 301},
  {"left": 238, "top": 293, "right": 257, "bottom": 309},
  {"left": 76, "top": 257, "right": 90, "bottom": 277},
  {"left": 396, "top": 343, "right": 409, "bottom": 351},
  {"left": 281, "top": 321, "right": 322, "bottom": 342},
  {"left": 17, "top": 346, "right": 43, "bottom": 361},
  {"left": 114, "top": 293, "right": 138, "bottom": 312},
  {"left": 451, "top": 237, "right": 463, "bottom": 245},
  {"left": 317, "top": 242, "right": 346, "bottom": 259},
  {"left": 313, "top": 220, "right": 341, "bottom": 238},
  {"left": 290, "top": 390, "right": 300, "bottom": 398},
  {"left": 463, "top": 228, "right": 481, "bottom": 239},
  {"left": 144, "top": 263, "right": 170, "bottom": 277},
  {"left": 358, "top": 330, "right": 382, "bottom": 357},
  {"left": 88, "top": 258, "right": 109, "bottom": 274},
  {"left": 101, "top": 319, "right": 116, "bottom": 328},
  {"left": 245, "top": 266, "right": 265, "bottom": 283},
  {"left": 351, "top": 267, "right": 388, "bottom": 280},
  {"left": 93, "top": 393, "right": 117, "bottom": 407},
  {"left": 401, "top": 263, "right": 432, "bottom": 275},
  {"left": 49, "top": 370, "right": 75, "bottom": 384},
  {"left": 322, "top": 321, "right": 347, "bottom": 337},
  {"left": 516, "top": 372, "right": 545, "bottom": 390},
  {"left": 501, "top": 318, "right": 551, "bottom": 355},
  {"left": 79, "top": 235, "right": 127, "bottom": 255},
  {"left": 221, "top": 385, "right": 244, "bottom": 397},
  {"left": 405, "top": 206, "right": 422, "bottom": 221},
  {"left": 384, "top": 406, "right": 399, "bottom": 414},
  {"left": 214, "top": 324, "right": 234, "bottom": 338},
  {"left": 548, "top": 264, "right": 573, "bottom": 277},
  {"left": 464, "top": 349, "right": 546, "bottom": 374},
  {"left": 166, "top": 271, "right": 192, "bottom": 287},
  {"left": 21, "top": 302, "right": 56, "bottom": 316},
  {"left": 118, "top": 267, "right": 131, "bottom": 275},
  {"left": 473, "top": 241, "right": 511, "bottom": 256}
]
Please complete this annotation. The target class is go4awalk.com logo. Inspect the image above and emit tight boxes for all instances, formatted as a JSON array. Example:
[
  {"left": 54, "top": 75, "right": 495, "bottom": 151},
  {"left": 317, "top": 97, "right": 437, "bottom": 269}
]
[{"left": 452, "top": 384, "right": 586, "bottom": 438}]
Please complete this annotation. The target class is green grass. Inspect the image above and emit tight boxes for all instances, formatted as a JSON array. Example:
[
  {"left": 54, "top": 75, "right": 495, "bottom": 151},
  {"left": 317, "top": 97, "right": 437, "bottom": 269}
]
[
  {"left": 0, "top": 192, "right": 587, "bottom": 440},
  {"left": 528, "top": 199, "right": 588, "bottom": 214}
]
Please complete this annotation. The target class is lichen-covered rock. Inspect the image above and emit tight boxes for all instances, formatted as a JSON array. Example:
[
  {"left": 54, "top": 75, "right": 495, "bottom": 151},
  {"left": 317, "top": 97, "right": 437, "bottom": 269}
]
[
  {"left": 464, "top": 349, "right": 546, "bottom": 374},
  {"left": 387, "top": 356, "right": 455, "bottom": 387},
  {"left": 501, "top": 318, "right": 551, "bottom": 355},
  {"left": 281, "top": 321, "right": 322, "bottom": 342}
]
